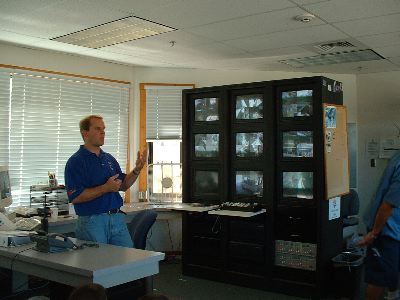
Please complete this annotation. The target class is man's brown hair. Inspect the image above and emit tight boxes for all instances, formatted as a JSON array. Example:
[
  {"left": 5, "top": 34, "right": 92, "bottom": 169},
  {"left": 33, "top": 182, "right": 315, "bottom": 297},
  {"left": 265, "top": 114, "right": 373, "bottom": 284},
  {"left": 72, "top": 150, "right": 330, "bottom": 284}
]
[{"left": 79, "top": 115, "right": 103, "bottom": 140}]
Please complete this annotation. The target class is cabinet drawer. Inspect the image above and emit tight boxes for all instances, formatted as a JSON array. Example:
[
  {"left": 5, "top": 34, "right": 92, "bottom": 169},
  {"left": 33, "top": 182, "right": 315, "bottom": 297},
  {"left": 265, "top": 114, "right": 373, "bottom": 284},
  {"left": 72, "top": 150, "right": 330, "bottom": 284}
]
[
  {"left": 187, "top": 236, "right": 221, "bottom": 267},
  {"left": 190, "top": 236, "right": 221, "bottom": 257},
  {"left": 227, "top": 241, "right": 266, "bottom": 276},
  {"left": 275, "top": 209, "right": 316, "bottom": 242},
  {"left": 188, "top": 213, "right": 221, "bottom": 238},
  {"left": 229, "top": 217, "right": 265, "bottom": 244},
  {"left": 228, "top": 241, "right": 265, "bottom": 263}
]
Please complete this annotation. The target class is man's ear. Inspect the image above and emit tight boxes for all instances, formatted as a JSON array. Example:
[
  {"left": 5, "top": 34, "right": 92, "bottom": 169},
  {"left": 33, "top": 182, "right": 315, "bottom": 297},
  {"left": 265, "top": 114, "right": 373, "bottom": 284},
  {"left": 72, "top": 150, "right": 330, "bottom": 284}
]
[{"left": 81, "top": 130, "right": 88, "bottom": 141}]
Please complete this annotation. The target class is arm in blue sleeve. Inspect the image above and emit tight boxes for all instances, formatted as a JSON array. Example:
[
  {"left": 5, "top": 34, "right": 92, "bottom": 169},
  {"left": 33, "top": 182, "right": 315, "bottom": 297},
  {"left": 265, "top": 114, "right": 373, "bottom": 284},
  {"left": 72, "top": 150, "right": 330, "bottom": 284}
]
[
  {"left": 383, "top": 164, "right": 400, "bottom": 208},
  {"left": 65, "top": 158, "right": 86, "bottom": 202}
]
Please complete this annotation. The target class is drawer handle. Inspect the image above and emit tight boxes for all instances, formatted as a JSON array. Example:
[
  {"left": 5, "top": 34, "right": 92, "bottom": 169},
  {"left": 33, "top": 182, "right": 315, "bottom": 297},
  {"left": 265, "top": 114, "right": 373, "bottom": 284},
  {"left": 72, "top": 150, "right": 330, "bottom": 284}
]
[
  {"left": 289, "top": 216, "right": 302, "bottom": 220},
  {"left": 290, "top": 234, "right": 301, "bottom": 238}
]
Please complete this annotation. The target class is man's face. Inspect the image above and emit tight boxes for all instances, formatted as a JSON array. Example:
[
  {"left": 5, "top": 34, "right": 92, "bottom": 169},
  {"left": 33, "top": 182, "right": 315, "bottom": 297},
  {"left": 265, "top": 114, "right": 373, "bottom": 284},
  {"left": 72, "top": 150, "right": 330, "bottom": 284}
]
[{"left": 83, "top": 118, "right": 105, "bottom": 147}]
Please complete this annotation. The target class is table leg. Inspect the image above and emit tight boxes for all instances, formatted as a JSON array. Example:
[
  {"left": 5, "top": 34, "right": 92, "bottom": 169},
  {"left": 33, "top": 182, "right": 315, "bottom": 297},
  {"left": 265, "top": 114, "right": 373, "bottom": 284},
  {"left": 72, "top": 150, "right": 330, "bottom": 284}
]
[{"left": 145, "top": 276, "right": 153, "bottom": 294}]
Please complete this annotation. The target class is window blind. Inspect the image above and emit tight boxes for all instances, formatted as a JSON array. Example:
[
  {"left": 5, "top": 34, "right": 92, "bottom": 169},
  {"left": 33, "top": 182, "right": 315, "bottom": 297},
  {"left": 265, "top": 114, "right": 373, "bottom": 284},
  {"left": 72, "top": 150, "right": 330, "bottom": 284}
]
[
  {"left": 0, "top": 72, "right": 10, "bottom": 166},
  {"left": 4, "top": 72, "right": 129, "bottom": 207},
  {"left": 145, "top": 85, "right": 192, "bottom": 140}
]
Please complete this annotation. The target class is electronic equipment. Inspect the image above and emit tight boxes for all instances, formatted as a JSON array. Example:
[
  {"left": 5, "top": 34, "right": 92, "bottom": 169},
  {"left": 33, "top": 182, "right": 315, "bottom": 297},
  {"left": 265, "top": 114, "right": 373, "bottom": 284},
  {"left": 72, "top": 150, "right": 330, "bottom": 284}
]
[
  {"left": 220, "top": 202, "right": 262, "bottom": 212},
  {"left": 0, "top": 231, "right": 32, "bottom": 247},
  {"left": 15, "top": 217, "right": 41, "bottom": 231},
  {"left": 31, "top": 233, "right": 77, "bottom": 253},
  {"left": 194, "top": 170, "right": 219, "bottom": 195},
  {"left": 0, "top": 212, "right": 16, "bottom": 231},
  {"left": 235, "top": 171, "right": 263, "bottom": 196}
]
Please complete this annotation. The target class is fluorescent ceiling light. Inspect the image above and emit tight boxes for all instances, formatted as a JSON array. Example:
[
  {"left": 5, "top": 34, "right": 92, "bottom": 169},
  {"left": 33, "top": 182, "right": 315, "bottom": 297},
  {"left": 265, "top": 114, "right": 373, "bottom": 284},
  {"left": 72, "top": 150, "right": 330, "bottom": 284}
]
[
  {"left": 279, "top": 49, "right": 384, "bottom": 68},
  {"left": 51, "top": 16, "right": 176, "bottom": 49}
]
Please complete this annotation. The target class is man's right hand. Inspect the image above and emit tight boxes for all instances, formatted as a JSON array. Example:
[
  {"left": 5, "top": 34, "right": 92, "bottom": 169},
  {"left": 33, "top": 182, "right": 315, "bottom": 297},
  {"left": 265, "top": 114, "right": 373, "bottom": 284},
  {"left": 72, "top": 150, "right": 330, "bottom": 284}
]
[{"left": 104, "top": 174, "right": 122, "bottom": 192}]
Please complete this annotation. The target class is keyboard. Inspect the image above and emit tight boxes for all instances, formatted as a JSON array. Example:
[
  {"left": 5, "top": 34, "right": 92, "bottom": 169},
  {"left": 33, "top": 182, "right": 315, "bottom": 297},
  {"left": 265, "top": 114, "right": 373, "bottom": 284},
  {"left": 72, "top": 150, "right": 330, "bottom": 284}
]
[{"left": 220, "top": 202, "right": 262, "bottom": 212}]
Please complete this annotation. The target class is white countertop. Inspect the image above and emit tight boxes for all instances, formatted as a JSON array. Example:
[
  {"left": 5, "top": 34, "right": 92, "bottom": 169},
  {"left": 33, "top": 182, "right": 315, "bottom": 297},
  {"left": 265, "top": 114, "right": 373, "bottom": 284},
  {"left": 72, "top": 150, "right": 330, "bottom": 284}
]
[{"left": 208, "top": 209, "right": 266, "bottom": 218}]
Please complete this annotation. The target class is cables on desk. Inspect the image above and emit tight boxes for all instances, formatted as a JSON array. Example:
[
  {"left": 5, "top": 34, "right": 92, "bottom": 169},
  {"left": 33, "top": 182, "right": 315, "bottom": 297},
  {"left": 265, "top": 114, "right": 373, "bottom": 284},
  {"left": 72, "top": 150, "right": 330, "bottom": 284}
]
[
  {"left": 211, "top": 216, "right": 221, "bottom": 234},
  {"left": 10, "top": 245, "right": 36, "bottom": 274},
  {"left": 166, "top": 220, "right": 174, "bottom": 251}
]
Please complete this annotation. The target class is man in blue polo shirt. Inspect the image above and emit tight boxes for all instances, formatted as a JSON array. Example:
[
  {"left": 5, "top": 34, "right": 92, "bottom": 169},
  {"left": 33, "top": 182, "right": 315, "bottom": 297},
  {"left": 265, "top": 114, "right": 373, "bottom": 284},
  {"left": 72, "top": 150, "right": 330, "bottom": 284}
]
[
  {"left": 359, "top": 150, "right": 400, "bottom": 300},
  {"left": 65, "top": 115, "right": 147, "bottom": 247}
]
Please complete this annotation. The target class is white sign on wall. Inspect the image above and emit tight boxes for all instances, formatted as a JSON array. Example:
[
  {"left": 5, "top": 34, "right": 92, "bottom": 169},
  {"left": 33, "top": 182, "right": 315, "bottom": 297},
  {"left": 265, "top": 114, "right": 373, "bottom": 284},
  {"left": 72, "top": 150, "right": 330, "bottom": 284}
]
[{"left": 328, "top": 196, "right": 341, "bottom": 220}]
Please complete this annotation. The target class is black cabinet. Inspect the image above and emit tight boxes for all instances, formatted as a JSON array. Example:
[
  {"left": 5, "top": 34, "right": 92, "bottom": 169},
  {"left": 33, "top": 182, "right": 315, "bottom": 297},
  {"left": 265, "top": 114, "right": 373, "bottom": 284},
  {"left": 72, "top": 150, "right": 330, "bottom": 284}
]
[{"left": 182, "top": 76, "right": 346, "bottom": 298}]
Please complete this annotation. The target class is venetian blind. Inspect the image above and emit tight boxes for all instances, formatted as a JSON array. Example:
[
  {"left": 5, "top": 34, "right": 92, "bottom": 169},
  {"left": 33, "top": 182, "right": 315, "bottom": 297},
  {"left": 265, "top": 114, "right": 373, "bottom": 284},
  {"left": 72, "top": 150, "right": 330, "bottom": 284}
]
[
  {"left": 0, "top": 72, "right": 10, "bottom": 166},
  {"left": 7, "top": 72, "right": 129, "bottom": 206},
  {"left": 145, "top": 85, "right": 192, "bottom": 140}
]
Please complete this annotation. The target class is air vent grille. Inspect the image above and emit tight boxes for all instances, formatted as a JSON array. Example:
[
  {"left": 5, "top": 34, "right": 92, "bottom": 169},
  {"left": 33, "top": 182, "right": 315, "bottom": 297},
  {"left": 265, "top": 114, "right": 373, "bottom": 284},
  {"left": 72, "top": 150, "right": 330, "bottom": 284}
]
[
  {"left": 51, "top": 16, "right": 176, "bottom": 49},
  {"left": 279, "top": 49, "right": 384, "bottom": 68},
  {"left": 315, "top": 41, "right": 356, "bottom": 52}
]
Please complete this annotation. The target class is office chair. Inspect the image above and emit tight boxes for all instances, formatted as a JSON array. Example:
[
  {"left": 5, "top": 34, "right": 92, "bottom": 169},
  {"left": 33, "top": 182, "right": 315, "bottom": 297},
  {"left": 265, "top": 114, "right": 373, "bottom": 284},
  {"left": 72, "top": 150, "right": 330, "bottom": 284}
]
[
  {"left": 128, "top": 210, "right": 157, "bottom": 250},
  {"left": 341, "top": 189, "right": 360, "bottom": 227},
  {"left": 341, "top": 189, "right": 360, "bottom": 242}
]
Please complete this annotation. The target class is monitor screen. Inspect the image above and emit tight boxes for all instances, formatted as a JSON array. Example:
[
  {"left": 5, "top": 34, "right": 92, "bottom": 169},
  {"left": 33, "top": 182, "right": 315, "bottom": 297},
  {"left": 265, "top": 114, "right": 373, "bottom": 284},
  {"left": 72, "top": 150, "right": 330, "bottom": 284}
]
[
  {"left": 235, "top": 171, "right": 263, "bottom": 196},
  {"left": 282, "top": 131, "right": 313, "bottom": 158},
  {"left": 281, "top": 90, "right": 313, "bottom": 118},
  {"left": 0, "top": 166, "right": 12, "bottom": 209},
  {"left": 194, "top": 134, "right": 219, "bottom": 158},
  {"left": 194, "top": 97, "right": 219, "bottom": 121},
  {"left": 282, "top": 171, "right": 313, "bottom": 199},
  {"left": 235, "top": 94, "right": 263, "bottom": 120},
  {"left": 194, "top": 170, "right": 219, "bottom": 195},
  {"left": 236, "top": 132, "right": 263, "bottom": 157}
]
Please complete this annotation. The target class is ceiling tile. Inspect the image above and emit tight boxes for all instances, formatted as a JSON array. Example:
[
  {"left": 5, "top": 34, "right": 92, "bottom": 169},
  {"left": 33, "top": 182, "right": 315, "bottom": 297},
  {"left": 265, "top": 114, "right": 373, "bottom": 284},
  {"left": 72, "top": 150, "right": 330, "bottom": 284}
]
[
  {"left": 89, "top": 0, "right": 181, "bottom": 14},
  {"left": 186, "top": 7, "right": 325, "bottom": 42},
  {"left": 78, "top": 48, "right": 173, "bottom": 67},
  {"left": 388, "top": 56, "right": 400, "bottom": 66},
  {"left": 290, "top": 0, "right": 330, "bottom": 5},
  {"left": 101, "top": 31, "right": 248, "bottom": 63},
  {"left": 249, "top": 46, "right": 315, "bottom": 58},
  {"left": 128, "top": 0, "right": 296, "bottom": 29},
  {"left": 0, "top": 0, "right": 61, "bottom": 15},
  {"left": 302, "top": 59, "right": 400, "bottom": 74},
  {"left": 0, "top": 0, "right": 131, "bottom": 38},
  {"left": 0, "top": 31, "right": 44, "bottom": 45},
  {"left": 374, "top": 44, "right": 400, "bottom": 58},
  {"left": 356, "top": 32, "right": 400, "bottom": 48},
  {"left": 223, "top": 25, "right": 347, "bottom": 52},
  {"left": 32, "top": 39, "right": 89, "bottom": 53},
  {"left": 334, "top": 13, "right": 400, "bottom": 37},
  {"left": 110, "top": 30, "right": 217, "bottom": 50},
  {"left": 304, "top": 0, "right": 400, "bottom": 23}
]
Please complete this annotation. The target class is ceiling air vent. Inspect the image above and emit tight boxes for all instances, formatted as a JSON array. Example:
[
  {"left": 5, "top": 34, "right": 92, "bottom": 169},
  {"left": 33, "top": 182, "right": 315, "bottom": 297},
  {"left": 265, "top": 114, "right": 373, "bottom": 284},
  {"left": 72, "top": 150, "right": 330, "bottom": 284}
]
[
  {"left": 314, "top": 41, "right": 356, "bottom": 52},
  {"left": 51, "top": 16, "right": 176, "bottom": 49},
  {"left": 279, "top": 49, "right": 384, "bottom": 68}
]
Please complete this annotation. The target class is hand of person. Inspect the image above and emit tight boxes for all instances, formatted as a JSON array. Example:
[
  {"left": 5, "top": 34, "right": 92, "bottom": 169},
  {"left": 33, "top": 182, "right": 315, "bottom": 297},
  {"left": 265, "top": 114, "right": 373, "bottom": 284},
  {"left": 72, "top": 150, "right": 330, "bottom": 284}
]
[
  {"left": 134, "top": 144, "right": 148, "bottom": 175},
  {"left": 357, "top": 231, "right": 377, "bottom": 247},
  {"left": 104, "top": 174, "right": 122, "bottom": 192}
]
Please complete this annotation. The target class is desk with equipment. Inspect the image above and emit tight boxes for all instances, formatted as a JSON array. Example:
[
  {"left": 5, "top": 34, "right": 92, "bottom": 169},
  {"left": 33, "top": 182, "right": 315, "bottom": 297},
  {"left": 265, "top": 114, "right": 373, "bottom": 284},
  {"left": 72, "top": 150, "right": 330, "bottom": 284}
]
[{"left": 0, "top": 237, "right": 164, "bottom": 299}]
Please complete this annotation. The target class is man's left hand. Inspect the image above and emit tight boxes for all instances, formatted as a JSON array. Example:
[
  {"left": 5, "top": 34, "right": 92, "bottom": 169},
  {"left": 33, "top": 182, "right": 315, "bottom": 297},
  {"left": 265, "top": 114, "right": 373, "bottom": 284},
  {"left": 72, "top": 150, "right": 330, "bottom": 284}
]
[
  {"left": 134, "top": 144, "right": 148, "bottom": 174},
  {"left": 357, "top": 231, "right": 376, "bottom": 247}
]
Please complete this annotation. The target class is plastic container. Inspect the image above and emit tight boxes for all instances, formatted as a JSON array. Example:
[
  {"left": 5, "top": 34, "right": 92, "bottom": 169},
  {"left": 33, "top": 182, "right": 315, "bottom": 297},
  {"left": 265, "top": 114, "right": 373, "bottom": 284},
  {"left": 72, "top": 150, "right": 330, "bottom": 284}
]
[{"left": 331, "top": 252, "right": 364, "bottom": 299}]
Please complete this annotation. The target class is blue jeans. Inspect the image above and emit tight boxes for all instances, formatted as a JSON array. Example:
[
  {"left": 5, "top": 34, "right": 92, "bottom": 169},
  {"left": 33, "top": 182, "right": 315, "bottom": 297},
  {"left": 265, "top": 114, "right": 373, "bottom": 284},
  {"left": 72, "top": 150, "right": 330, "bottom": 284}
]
[
  {"left": 365, "top": 235, "right": 400, "bottom": 290},
  {"left": 75, "top": 213, "right": 133, "bottom": 248}
]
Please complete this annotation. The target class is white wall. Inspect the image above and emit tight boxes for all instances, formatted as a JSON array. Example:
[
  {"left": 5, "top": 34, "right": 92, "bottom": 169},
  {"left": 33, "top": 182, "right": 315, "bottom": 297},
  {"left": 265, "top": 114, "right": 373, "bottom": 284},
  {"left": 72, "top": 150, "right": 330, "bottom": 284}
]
[{"left": 356, "top": 71, "right": 400, "bottom": 229}]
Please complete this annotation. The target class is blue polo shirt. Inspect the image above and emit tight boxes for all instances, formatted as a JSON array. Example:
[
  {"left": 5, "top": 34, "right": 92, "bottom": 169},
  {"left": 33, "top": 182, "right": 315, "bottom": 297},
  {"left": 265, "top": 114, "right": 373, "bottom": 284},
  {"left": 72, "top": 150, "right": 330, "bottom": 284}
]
[
  {"left": 64, "top": 145, "right": 126, "bottom": 216},
  {"left": 364, "top": 151, "right": 400, "bottom": 241}
]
